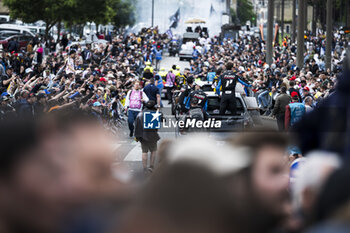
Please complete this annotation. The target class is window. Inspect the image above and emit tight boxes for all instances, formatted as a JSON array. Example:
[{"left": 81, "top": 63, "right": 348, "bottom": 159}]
[
  {"left": 20, "top": 36, "right": 32, "bottom": 41},
  {"left": 29, "top": 28, "right": 37, "bottom": 34},
  {"left": 23, "top": 31, "right": 31, "bottom": 36},
  {"left": 201, "top": 85, "right": 213, "bottom": 92}
]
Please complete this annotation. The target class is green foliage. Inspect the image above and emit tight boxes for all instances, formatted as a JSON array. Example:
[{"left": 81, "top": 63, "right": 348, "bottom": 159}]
[
  {"left": 230, "top": 7, "right": 237, "bottom": 23},
  {"left": 110, "top": 0, "right": 135, "bottom": 27},
  {"left": 3, "top": 0, "right": 135, "bottom": 34},
  {"left": 99, "top": 0, "right": 135, "bottom": 27},
  {"left": 71, "top": 0, "right": 109, "bottom": 25},
  {"left": 3, "top": 0, "right": 73, "bottom": 27},
  {"left": 235, "top": 0, "right": 256, "bottom": 25}
]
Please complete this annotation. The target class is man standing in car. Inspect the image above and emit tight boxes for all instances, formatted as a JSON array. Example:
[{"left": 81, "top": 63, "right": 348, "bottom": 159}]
[{"left": 216, "top": 61, "right": 250, "bottom": 115}]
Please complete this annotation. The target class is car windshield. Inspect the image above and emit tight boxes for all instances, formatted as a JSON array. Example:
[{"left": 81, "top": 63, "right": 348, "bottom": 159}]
[
  {"left": 28, "top": 28, "right": 37, "bottom": 34},
  {"left": 207, "top": 97, "right": 244, "bottom": 115},
  {"left": 201, "top": 85, "right": 213, "bottom": 92}
]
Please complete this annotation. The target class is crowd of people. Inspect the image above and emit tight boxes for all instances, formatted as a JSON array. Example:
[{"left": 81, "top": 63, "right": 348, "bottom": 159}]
[
  {"left": 0, "top": 24, "right": 350, "bottom": 233},
  {"left": 0, "top": 26, "right": 348, "bottom": 131}
]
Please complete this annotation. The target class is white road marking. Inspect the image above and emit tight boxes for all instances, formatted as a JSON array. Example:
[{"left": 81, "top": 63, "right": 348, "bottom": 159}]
[{"left": 123, "top": 144, "right": 142, "bottom": 162}]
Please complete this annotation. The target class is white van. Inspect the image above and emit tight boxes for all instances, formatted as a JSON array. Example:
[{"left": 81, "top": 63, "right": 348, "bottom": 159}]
[
  {"left": 0, "top": 15, "right": 11, "bottom": 24},
  {"left": 22, "top": 25, "right": 46, "bottom": 35},
  {"left": 0, "top": 24, "right": 35, "bottom": 37}
]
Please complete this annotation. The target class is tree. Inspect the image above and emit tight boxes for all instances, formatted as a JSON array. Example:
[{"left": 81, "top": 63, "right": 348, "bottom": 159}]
[
  {"left": 65, "top": 0, "right": 135, "bottom": 29},
  {"left": 69, "top": 0, "right": 109, "bottom": 25},
  {"left": 231, "top": 0, "right": 256, "bottom": 25},
  {"left": 297, "top": 0, "right": 305, "bottom": 68},
  {"left": 266, "top": 0, "right": 274, "bottom": 65},
  {"left": 3, "top": 0, "right": 135, "bottom": 40},
  {"left": 108, "top": 0, "right": 135, "bottom": 28},
  {"left": 325, "top": 0, "right": 332, "bottom": 70},
  {"left": 3, "top": 0, "right": 74, "bottom": 40}
]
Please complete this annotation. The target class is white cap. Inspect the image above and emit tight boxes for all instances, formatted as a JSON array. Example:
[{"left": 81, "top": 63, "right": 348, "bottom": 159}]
[
  {"left": 25, "top": 68, "right": 33, "bottom": 74},
  {"left": 166, "top": 135, "right": 251, "bottom": 176}
]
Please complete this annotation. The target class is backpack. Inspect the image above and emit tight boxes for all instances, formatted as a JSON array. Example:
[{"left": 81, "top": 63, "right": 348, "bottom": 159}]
[
  {"left": 186, "top": 108, "right": 205, "bottom": 132},
  {"left": 129, "top": 90, "right": 142, "bottom": 109},
  {"left": 188, "top": 108, "right": 204, "bottom": 121}
]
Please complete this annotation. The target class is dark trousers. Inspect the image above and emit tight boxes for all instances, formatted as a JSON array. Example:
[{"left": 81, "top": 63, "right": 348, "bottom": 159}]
[
  {"left": 166, "top": 87, "right": 173, "bottom": 103},
  {"left": 276, "top": 114, "right": 285, "bottom": 131},
  {"left": 220, "top": 93, "right": 237, "bottom": 115},
  {"left": 128, "top": 110, "right": 140, "bottom": 134}
]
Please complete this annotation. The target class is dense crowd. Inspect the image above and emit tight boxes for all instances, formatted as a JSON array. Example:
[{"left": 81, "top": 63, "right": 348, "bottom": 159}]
[
  {"left": 0, "top": 26, "right": 350, "bottom": 233},
  {"left": 0, "top": 27, "right": 348, "bottom": 133}
]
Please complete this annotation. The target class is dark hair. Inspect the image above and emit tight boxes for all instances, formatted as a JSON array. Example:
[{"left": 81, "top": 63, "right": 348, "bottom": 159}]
[
  {"left": 187, "top": 76, "right": 194, "bottom": 84},
  {"left": 0, "top": 118, "right": 39, "bottom": 178},
  {"left": 217, "top": 67, "right": 223, "bottom": 76},
  {"left": 69, "top": 49, "right": 76, "bottom": 55},
  {"left": 134, "top": 162, "right": 237, "bottom": 232},
  {"left": 281, "top": 86, "right": 287, "bottom": 93},
  {"left": 225, "top": 62, "right": 234, "bottom": 70},
  {"left": 314, "top": 165, "right": 350, "bottom": 222},
  {"left": 230, "top": 131, "right": 288, "bottom": 155}
]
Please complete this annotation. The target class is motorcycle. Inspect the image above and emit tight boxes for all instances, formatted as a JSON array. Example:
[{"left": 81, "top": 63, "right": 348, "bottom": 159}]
[{"left": 169, "top": 41, "right": 179, "bottom": 57}]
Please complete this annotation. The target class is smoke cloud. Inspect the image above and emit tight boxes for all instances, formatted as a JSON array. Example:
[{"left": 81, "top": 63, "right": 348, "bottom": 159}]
[{"left": 133, "top": 0, "right": 226, "bottom": 36}]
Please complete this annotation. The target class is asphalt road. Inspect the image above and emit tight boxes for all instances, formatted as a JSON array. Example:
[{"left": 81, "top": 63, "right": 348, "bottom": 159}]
[{"left": 114, "top": 55, "right": 277, "bottom": 175}]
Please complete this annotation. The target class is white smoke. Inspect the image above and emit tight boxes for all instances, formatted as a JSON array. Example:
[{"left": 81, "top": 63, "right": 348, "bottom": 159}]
[{"left": 133, "top": 0, "right": 226, "bottom": 37}]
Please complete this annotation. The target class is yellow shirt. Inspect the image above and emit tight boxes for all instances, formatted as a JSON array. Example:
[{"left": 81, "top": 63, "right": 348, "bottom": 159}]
[
  {"left": 144, "top": 66, "right": 154, "bottom": 73},
  {"left": 173, "top": 70, "right": 180, "bottom": 77}
]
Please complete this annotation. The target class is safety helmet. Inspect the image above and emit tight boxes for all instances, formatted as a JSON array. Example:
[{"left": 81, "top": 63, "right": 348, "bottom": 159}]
[
  {"left": 145, "top": 61, "right": 151, "bottom": 66},
  {"left": 176, "top": 65, "right": 180, "bottom": 70},
  {"left": 160, "top": 67, "right": 165, "bottom": 71}
]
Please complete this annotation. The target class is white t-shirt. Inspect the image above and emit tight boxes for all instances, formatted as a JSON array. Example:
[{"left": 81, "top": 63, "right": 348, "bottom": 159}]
[{"left": 65, "top": 57, "right": 75, "bottom": 74}]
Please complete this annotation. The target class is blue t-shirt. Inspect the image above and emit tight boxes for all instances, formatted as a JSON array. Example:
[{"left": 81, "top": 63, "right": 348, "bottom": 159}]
[{"left": 144, "top": 84, "right": 159, "bottom": 101}]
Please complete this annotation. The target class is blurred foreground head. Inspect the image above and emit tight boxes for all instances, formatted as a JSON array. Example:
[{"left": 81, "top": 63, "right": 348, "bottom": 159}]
[
  {"left": 229, "top": 131, "right": 290, "bottom": 217},
  {"left": 121, "top": 135, "right": 286, "bottom": 233},
  {"left": 292, "top": 151, "right": 341, "bottom": 219},
  {"left": 0, "top": 111, "right": 129, "bottom": 233}
]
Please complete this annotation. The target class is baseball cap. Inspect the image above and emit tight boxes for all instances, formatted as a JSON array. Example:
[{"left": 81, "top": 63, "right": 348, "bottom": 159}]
[
  {"left": 93, "top": 101, "right": 102, "bottom": 107},
  {"left": 1, "top": 96, "right": 9, "bottom": 101},
  {"left": 288, "top": 146, "right": 302, "bottom": 155},
  {"left": 303, "top": 87, "right": 310, "bottom": 92},
  {"left": 291, "top": 92, "right": 299, "bottom": 98},
  {"left": 25, "top": 68, "right": 33, "bottom": 74}
]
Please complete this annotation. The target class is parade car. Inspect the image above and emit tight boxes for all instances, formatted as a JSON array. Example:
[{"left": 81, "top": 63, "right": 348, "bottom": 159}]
[
  {"left": 175, "top": 92, "right": 255, "bottom": 137},
  {"left": 196, "top": 80, "right": 263, "bottom": 126},
  {"left": 205, "top": 92, "right": 255, "bottom": 132},
  {"left": 179, "top": 32, "right": 199, "bottom": 61}
]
